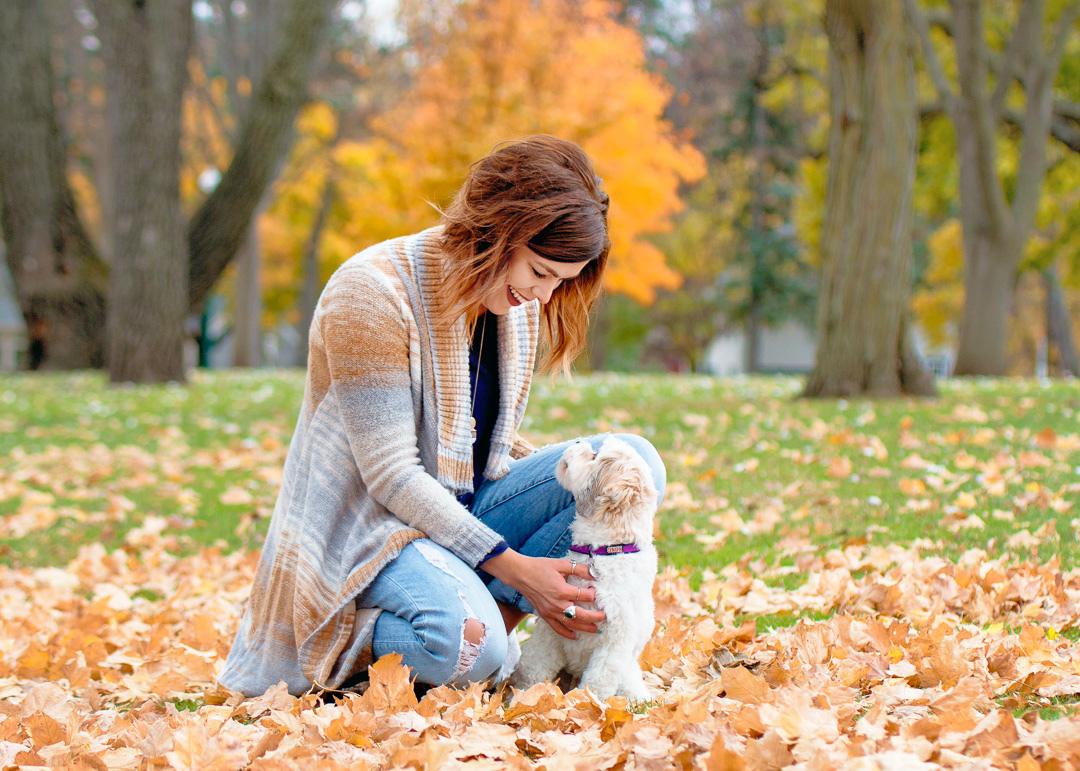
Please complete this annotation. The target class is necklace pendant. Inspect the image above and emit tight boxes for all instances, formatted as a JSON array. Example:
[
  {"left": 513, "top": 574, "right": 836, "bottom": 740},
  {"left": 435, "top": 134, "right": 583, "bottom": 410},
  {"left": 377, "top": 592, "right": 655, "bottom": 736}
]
[{"left": 470, "top": 416, "right": 477, "bottom": 444}]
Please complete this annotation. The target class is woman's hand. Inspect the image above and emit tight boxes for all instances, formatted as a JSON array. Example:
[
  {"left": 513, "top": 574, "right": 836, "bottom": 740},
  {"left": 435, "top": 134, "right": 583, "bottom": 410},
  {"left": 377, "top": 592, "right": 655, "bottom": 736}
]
[{"left": 482, "top": 549, "right": 605, "bottom": 640}]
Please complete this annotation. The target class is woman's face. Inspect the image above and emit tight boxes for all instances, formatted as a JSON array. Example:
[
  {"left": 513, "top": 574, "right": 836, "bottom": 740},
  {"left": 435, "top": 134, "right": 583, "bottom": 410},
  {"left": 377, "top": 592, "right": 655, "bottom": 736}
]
[{"left": 479, "top": 245, "right": 588, "bottom": 315}]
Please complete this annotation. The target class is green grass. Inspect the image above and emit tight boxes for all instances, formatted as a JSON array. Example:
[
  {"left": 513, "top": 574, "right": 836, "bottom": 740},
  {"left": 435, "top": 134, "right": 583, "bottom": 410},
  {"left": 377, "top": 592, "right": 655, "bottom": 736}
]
[{"left": 1, "top": 371, "right": 1078, "bottom": 575}]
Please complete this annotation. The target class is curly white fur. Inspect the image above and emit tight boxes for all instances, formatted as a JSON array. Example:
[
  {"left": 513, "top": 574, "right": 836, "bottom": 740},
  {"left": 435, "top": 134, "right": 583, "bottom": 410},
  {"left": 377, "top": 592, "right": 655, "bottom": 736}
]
[{"left": 511, "top": 437, "right": 659, "bottom": 701}]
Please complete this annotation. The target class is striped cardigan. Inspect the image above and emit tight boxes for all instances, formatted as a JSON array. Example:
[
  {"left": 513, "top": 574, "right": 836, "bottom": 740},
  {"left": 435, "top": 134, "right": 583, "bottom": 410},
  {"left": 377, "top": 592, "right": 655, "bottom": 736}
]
[{"left": 219, "top": 228, "right": 539, "bottom": 696}]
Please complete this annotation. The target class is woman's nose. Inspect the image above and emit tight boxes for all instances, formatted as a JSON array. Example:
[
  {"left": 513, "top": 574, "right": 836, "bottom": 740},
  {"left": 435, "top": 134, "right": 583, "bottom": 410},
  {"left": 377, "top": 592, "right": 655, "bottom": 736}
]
[{"left": 534, "top": 278, "right": 560, "bottom": 304}]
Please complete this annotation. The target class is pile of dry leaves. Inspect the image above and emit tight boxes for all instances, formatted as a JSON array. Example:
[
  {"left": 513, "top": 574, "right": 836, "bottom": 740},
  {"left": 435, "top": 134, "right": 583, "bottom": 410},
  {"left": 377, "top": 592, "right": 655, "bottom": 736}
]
[{"left": 2, "top": 534, "right": 1080, "bottom": 769}]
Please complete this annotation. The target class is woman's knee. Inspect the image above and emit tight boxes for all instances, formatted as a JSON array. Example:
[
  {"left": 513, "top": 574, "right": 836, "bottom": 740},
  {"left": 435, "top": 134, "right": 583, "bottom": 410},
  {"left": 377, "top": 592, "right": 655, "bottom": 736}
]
[
  {"left": 455, "top": 615, "right": 508, "bottom": 683},
  {"left": 390, "top": 601, "right": 507, "bottom": 686},
  {"left": 610, "top": 433, "right": 667, "bottom": 504}
]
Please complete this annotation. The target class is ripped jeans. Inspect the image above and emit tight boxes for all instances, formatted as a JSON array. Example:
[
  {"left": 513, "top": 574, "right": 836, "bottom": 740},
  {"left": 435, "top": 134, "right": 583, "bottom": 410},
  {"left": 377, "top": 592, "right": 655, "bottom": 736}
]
[{"left": 357, "top": 433, "right": 667, "bottom": 687}]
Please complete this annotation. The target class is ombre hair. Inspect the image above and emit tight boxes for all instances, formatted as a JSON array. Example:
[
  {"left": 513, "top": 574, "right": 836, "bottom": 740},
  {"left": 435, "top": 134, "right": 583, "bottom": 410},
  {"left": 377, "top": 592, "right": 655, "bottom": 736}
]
[{"left": 438, "top": 135, "right": 610, "bottom": 375}]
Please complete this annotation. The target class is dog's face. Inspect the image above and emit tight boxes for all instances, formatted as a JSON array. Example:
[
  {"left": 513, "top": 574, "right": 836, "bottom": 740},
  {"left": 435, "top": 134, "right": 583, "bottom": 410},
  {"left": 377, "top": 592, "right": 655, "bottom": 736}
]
[{"left": 556, "top": 438, "right": 658, "bottom": 543}]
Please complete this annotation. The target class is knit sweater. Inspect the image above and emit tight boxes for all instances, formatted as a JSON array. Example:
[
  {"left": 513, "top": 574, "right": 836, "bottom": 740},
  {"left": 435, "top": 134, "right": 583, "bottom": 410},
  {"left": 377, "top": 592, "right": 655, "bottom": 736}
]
[{"left": 219, "top": 228, "right": 539, "bottom": 696}]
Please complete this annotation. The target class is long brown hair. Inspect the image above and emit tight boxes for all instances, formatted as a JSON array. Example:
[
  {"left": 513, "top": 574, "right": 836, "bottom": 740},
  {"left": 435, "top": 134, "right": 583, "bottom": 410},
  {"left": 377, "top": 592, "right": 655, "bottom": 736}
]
[{"left": 438, "top": 135, "right": 610, "bottom": 375}]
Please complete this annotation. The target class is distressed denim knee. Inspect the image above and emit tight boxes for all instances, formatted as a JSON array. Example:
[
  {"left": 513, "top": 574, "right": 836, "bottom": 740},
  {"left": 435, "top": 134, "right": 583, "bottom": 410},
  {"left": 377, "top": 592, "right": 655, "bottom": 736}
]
[{"left": 364, "top": 540, "right": 509, "bottom": 687}]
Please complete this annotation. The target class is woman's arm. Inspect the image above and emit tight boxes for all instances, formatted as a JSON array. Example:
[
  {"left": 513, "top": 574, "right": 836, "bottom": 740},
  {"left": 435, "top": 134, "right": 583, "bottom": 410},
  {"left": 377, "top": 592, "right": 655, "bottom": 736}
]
[
  {"left": 481, "top": 549, "right": 605, "bottom": 639},
  {"left": 510, "top": 434, "right": 537, "bottom": 459},
  {"left": 317, "top": 267, "right": 503, "bottom": 566}
]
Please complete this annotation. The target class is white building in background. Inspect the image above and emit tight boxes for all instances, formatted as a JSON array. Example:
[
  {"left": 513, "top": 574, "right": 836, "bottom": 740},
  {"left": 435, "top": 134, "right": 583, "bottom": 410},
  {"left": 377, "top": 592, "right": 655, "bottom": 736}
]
[
  {"left": 705, "top": 321, "right": 817, "bottom": 375},
  {"left": 705, "top": 321, "right": 955, "bottom": 377},
  {"left": 0, "top": 262, "right": 27, "bottom": 372}
]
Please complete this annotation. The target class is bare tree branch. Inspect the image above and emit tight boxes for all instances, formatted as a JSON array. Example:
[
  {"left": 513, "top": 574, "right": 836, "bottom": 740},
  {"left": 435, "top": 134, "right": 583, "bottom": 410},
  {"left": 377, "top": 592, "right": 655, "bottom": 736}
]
[
  {"left": 924, "top": 8, "right": 951, "bottom": 33},
  {"left": 186, "top": 0, "right": 336, "bottom": 311},
  {"left": 989, "top": 0, "right": 1041, "bottom": 124},
  {"left": 922, "top": 98, "right": 1080, "bottom": 157},
  {"left": 1045, "top": 4, "right": 1080, "bottom": 83},
  {"left": 1048, "top": 115, "right": 1080, "bottom": 153},
  {"left": 905, "top": 0, "right": 955, "bottom": 109},
  {"left": 953, "top": 0, "right": 1011, "bottom": 238},
  {"left": 1012, "top": 1, "right": 1077, "bottom": 240},
  {"left": 1056, "top": 99, "right": 1080, "bottom": 125}
]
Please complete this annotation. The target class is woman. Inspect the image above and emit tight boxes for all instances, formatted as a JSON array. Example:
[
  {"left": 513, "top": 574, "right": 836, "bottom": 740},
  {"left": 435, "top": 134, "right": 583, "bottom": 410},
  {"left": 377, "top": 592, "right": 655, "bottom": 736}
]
[{"left": 220, "top": 136, "right": 666, "bottom": 696}]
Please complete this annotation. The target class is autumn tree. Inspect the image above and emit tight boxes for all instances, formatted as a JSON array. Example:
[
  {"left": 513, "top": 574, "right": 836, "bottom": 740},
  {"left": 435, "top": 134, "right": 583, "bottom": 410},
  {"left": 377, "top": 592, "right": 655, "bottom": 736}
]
[
  {"left": 256, "top": 29, "right": 411, "bottom": 365},
  {"left": 906, "top": 0, "right": 1079, "bottom": 376},
  {"left": 0, "top": 1, "right": 108, "bottom": 370},
  {"left": 802, "top": 0, "right": 935, "bottom": 397},
  {"left": 0, "top": 0, "right": 335, "bottom": 380},
  {"left": 337, "top": 0, "right": 703, "bottom": 305}
]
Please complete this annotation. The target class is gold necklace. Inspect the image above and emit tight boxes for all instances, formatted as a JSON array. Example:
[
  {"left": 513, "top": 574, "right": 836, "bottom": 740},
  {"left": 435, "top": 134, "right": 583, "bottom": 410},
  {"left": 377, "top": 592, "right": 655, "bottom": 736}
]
[{"left": 469, "top": 313, "right": 487, "bottom": 445}]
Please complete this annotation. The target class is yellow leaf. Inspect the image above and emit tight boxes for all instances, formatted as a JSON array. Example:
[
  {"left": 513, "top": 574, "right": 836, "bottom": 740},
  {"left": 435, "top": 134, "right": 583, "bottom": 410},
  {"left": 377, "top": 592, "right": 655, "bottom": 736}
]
[
  {"left": 955, "top": 492, "right": 978, "bottom": 509},
  {"left": 899, "top": 478, "right": 926, "bottom": 496}
]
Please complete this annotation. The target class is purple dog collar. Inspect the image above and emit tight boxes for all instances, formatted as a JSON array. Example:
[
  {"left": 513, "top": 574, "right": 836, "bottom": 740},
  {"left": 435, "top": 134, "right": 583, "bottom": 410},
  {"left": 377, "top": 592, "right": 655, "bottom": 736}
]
[{"left": 570, "top": 543, "right": 641, "bottom": 556}]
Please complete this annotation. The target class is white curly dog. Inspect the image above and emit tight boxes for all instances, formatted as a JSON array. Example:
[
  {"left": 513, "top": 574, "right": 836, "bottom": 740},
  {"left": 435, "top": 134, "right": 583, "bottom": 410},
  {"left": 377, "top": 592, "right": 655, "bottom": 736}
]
[{"left": 511, "top": 436, "right": 659, "bottom": 701}]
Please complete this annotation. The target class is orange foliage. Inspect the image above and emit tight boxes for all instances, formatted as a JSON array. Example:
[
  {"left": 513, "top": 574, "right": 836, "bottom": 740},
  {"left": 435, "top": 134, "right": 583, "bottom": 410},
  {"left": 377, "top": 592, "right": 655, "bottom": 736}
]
[
  {"left": 256, "top": 0, "right": 703, "bottom": 325},
  {"left": 342, "top": 0, "right": 704, "bottom": 304}
]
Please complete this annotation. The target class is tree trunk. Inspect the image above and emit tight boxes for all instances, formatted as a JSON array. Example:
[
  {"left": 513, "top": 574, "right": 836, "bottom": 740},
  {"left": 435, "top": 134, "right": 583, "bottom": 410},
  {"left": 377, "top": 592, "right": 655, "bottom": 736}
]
[
  {"left": 802, "top": 0, "right": 935, "bottom": 398},
  {"left": 94, "top": 0, "right": 193, "bottom": 384},
  {"left": 233, "top": 202, "right": 264, "bottom": 367},
  {"left": 1, "top": 0, "right": 334, "bottom": 375},
  {"left": 0, "top": 0, "right": 108, "bottom": 370},
  {"left": 187, "top": 0, "right": 337, "bottom": 311},
  {"left": 297, "top": 175, "right": 335, "bottom": 366},
  {"left": 745, "top": 36, "right": 767, "bottom": 375},
  {"left": 230, "top": 4, "right": 275, "bottom": 369},
  {"left": 947, "top": 0, "right": 1018, "bottom": 376},
  {"left": 1044, "top": 264, "right": 1079, "bottom": 377},
  {"left": 953, "top": 230, "right": 1019, "bottom": 375}
]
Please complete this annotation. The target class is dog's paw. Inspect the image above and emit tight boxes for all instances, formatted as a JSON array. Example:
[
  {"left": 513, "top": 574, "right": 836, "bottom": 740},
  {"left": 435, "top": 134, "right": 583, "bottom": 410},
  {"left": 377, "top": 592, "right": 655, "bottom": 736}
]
[{"left": 618, "top": 680, "right": 651, "bottom": 703}]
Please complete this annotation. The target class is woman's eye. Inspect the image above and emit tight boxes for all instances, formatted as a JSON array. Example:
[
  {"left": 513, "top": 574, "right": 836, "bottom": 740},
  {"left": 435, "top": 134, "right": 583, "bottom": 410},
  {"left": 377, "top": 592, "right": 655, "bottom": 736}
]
[{"left": 533, "top": 269, "right": 547, "bottom": 279}]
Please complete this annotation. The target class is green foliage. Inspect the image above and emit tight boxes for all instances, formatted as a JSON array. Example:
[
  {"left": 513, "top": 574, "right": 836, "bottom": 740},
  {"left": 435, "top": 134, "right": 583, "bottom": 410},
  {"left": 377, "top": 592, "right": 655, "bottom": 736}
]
[{"left": 644, "top": 1, "right": 821, "bottom": 372}]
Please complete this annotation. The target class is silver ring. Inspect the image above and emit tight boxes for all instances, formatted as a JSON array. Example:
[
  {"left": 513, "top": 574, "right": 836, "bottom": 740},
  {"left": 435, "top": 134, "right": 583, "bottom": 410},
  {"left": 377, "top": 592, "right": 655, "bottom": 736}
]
[
  {"left": 576, "top": 587, "right": 581, "bottom": 602},
  {"left": 562, "top": 605, "right": 577, "bottom": 620},
  {"left": 569, "top": 559, "right": 577, "bottom": 574}
]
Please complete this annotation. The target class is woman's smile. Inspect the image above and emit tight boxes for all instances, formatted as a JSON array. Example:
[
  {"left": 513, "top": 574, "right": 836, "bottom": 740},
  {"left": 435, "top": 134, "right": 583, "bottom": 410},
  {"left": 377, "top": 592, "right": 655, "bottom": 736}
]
[{"left": 482, "top": 245, "right": 588, "bottom": 315}]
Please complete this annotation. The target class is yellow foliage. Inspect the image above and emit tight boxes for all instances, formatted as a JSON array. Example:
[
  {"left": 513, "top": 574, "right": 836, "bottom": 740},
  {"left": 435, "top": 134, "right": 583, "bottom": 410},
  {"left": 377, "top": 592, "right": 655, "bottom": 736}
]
[
  {"left": 793, "top": 156, "right": 827, "bottom": 266},
  {"left": 68, "top": 167, "right": 102, "bottom": 242},
  {"left": 912, "top": 219, "right": 964, "bottom": 347},
  {"left": 296, "top": 102, "right": 338, "bottom": 144},
  {"left": 180, "top": 59, "right": 235, "bottom": 213}
]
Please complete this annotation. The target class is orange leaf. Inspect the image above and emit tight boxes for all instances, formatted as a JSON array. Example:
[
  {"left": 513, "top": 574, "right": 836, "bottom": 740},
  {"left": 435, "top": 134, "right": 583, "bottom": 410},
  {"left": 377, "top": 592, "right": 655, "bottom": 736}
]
[
  {"left": 721, "top": 666, "right": 769, "bottom": 704},
  {"left": 1035, "top": 427, "right": 1057, "bottom": 448},
  {"left": 24, "top": 713, "right": 66, "bottom": 747},
  {"left": 704, "top": 733, "right": 747, "bottom": 770},
  {"left": 826, "top": 457, "right": 853, "bottom": 478}
]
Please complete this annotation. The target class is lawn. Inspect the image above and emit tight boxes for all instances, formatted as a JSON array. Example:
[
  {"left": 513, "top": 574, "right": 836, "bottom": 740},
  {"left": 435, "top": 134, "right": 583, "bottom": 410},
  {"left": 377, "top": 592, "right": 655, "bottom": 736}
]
[
  {"left": 3, "top": 371, "right": 1077, "bottom": 573},
  {"left": 1, "top": 370, "right": 1078, "bottom": 768}
]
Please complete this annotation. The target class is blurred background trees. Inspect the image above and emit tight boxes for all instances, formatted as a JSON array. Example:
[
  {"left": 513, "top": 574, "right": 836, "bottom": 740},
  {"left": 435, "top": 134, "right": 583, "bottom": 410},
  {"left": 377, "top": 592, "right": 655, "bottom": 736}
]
[{"left": 0, "top": 0, "right": 1078, "bottom": 389}]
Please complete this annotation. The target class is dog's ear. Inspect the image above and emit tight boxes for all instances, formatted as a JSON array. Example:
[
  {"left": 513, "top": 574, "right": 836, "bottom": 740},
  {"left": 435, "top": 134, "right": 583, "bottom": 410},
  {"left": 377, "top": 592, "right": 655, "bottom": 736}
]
[
  {"left": 591, "top": 453, "right": 657, "bottom": 536},
  {"left": 555, "top": 456, "right": 572, "bottom": 490}
]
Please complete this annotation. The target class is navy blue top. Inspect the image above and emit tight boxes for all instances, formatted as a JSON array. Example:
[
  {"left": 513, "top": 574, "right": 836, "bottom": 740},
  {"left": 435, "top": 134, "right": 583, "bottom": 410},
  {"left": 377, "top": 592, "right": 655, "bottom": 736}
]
[{"left": 458, "top": 312, "right": 509, "bottom": 566}]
